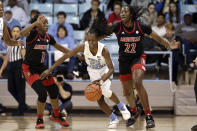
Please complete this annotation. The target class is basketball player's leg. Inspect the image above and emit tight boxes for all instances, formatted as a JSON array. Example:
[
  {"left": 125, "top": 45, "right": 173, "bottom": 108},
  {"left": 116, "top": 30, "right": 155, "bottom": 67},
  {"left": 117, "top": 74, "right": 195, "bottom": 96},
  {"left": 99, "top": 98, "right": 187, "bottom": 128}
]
[
  {"left": 43, "top": 77, "right": 69, "bottom": 127},
  {"left": 101, "top": 79, "right": 130, "bottom": 120},
  {"left": 131, "top": 54, "right": 155, "bottom": 128},
  {"left": 97, "top": 95, "right": 119, "bottom": 128}
]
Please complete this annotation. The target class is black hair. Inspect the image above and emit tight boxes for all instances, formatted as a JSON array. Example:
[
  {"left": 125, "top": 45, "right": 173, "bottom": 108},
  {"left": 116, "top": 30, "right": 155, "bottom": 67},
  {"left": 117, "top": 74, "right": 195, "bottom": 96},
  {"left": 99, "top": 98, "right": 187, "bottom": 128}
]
[
  {"left": 88, "top": 19, "right": 113, "bottom": 38},
  {"left": 157, "top": 13, "right": 165, "bottom": 18},
  {"left": 12, "top": 25, "right": 21, "bottom": 31},
  {"left": 91, "top": 0, "right": 100, "bottom": 5},
  {"left": 30, "top": 14, "right": 40, "bottom": 24},
  {"left": 184, "top": 13, "right": 192, "bottom": 18},
  {"left": 57, "top": 11, "right": 67, "bottom": 18},
  {"left": 57, "top": 25, "right": 67, "bottom": 38},
  {"left": 147, "top": 2, "right": 155, "bottom": 8},
  {"left": 169, "top": 1, "right": 180, "bottom": 23},
  {"left": 126, "top": 5, "right": 145, "bottom": 21},
  {"left": 30, "top": 10, "right": 40, "bottom": 16}
]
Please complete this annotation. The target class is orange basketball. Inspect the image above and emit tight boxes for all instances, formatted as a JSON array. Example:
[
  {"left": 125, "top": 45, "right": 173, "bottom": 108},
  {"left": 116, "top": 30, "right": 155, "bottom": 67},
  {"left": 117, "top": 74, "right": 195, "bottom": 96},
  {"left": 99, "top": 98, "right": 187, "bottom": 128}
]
[{"left": 84, "top": 83, "right": 102, "bottom": 101}]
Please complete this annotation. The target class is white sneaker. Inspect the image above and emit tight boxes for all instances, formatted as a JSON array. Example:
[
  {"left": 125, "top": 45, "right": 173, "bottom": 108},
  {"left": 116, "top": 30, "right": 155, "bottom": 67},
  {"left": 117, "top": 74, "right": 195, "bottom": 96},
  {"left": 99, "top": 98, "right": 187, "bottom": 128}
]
[
  {"left": 119, "top": 105, "right": 131, "bottom": 120},
  {"left": 108, "top": 117, "right": 119, "bottom": 129}
]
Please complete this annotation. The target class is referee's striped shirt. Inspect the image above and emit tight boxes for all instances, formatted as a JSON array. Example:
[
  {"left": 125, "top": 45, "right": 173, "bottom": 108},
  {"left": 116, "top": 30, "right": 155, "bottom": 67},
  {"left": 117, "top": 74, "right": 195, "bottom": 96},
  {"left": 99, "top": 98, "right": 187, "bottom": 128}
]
[{"left": 7, "top": 45, "right": 25, "bottom": 62}]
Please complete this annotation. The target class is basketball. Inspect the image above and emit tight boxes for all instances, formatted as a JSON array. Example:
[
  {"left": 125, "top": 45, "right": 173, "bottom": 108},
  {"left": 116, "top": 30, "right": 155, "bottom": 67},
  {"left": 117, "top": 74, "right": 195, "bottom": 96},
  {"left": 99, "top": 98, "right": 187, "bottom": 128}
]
[{"left": 84, "top": 83, "right": 102, "bottom": 101}]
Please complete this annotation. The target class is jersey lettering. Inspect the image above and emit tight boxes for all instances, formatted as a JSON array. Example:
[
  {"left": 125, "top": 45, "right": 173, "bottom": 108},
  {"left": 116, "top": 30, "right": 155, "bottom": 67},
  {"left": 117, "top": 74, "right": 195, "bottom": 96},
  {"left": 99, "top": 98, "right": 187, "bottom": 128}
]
[{"left": 124, "top": 43, "right": 136, "bottom": 53}]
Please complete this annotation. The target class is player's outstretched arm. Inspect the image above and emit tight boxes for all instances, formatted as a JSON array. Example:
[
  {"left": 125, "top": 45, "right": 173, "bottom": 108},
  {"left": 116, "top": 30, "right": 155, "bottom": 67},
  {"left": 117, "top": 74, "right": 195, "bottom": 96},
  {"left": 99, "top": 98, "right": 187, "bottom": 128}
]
[
  {"left": 149, "top": 31, "right": 180, "bottom": 49},
  {"left": 101, "top": 47, "right": 114, "bottom": 82},
  {"left": 0, "top": 54, "right": 8, "bottom": 77},
  {"left": 20, "top": 15, "right": 45, "bottom": 37},
  {"left": 3, "top": 22, "right": 24, "bottom": 46},
  {"left": 40, "top": 43, "right": 84, "bottom": 79}
]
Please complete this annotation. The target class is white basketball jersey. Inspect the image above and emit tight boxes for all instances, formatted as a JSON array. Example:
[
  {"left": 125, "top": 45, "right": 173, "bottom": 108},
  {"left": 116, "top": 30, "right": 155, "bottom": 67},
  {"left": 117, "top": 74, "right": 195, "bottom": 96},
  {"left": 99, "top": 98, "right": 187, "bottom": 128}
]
[{"left": 84, "top": 41, "right": 107, "bottom": 70}]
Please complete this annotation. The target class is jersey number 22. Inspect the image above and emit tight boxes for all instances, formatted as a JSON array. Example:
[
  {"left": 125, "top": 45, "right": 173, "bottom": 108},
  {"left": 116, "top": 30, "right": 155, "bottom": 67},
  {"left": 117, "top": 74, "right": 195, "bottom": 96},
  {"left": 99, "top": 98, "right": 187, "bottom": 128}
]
[{"left": 124, "top": 43, "right": 136, "bottom": 53}]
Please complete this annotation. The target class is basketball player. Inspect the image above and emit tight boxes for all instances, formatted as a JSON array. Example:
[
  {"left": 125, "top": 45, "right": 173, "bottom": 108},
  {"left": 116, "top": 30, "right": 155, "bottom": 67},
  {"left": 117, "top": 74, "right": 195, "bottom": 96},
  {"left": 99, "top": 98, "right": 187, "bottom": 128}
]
[
  {"left": 41, "top": 19, "right": 131, "bottom": 129},
  {"left": 0, "top": 2, "right": 23, "bottom": 46},
  {"left": 20, "top": 14, "right": 70, "bottom": 129},
  {"left": 111, "top": 6, "right": 179, "bottom": 128}
]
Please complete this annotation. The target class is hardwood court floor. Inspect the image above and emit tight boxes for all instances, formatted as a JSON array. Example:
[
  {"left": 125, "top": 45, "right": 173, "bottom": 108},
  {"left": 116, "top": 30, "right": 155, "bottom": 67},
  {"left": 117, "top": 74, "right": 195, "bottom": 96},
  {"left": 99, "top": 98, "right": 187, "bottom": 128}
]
[{"left": 0, "top": 114, "right": 196, "bottom": 131}]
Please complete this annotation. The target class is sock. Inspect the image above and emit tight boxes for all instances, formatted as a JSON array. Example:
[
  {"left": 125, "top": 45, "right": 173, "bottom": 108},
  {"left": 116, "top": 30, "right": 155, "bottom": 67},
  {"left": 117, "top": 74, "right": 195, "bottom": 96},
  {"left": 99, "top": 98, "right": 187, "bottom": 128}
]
[
  {"left": 53, "top": 108, "right": 60, "bottom": 117},
  {"left": 37, "top": 114, "right": 43, "bottom": 119},
  {"left": 131, "top": 106, "right": 137, "bottom": 113},
  {"left": 144, "top": 109, "right": 151, "bottom": 116},
  {"left": 117, "top": 102, "right": 125, "bottom": 111},
  {"left": 110, "top": 113, "right": 117, "bottom": 121}
]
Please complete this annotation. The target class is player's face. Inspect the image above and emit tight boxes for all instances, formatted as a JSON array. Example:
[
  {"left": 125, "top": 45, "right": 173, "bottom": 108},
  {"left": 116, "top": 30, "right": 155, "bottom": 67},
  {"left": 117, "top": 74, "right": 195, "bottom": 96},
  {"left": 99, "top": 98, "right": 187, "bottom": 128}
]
[
  {"left": 39, "top": 18, "right": 48, "bottom": 33},
  {"left": 87, "top": 33, "right": 98, "bottom": 46},
  {"left": 114, "top": 4, "right": 121, "bottom": 16},
  {"left": 0, "top": 4, "right": 4, "bottom": 18},
  {"left": 120, "top": 6, "right": 131, "bottom": 22},
  {"left": 11, "top": 27, "right": 20, "bottom": 40}
]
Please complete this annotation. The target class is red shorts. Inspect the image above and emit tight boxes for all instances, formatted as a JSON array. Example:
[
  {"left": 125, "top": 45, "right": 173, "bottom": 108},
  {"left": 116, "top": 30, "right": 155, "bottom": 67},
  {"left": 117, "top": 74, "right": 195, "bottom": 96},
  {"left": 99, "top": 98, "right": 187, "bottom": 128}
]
[
  {"left": 119, "top": 53, "right": 146, "bottom": 82},
  {"left": 22, "top": 64, "right": 55, "bottom": 86}
]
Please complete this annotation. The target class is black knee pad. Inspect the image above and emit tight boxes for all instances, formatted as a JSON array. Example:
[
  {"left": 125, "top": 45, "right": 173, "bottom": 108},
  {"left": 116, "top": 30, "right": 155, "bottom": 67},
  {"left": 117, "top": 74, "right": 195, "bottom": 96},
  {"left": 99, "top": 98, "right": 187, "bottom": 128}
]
[
  {"left": 46, "top": 84, "right": 58, "bottom": 99},
  {"left": 32, "top": 80, "right": 47, "bottom": 103}
]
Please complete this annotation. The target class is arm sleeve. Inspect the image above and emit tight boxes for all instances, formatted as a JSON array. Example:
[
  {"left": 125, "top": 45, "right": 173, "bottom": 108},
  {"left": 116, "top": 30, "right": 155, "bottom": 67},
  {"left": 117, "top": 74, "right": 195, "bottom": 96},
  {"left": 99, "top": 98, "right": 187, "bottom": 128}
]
[
  {"left": 140, "top": 23, "right": 152, "bottom": 35},
  {"left": 48, "top": 34, "right": 56, "bottom": 45},
  {"left": 26, "top": 29, "right": 37, "bottom": 42}
]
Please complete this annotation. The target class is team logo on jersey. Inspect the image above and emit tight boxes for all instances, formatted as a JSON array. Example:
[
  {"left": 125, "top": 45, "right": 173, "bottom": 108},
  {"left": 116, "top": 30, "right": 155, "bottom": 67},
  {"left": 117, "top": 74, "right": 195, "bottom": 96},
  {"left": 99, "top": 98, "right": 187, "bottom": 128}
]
[
  {"left": 46, "top": 39, "right": 49, "bottom": 42},
  {"left": 121, "top": 31, "right": 125, "bottom": 35},
  {"left": 136, "top": 30, "right": 139, "bottom": 34},
  {"left": 37, "top": 39, "right": 40, "bottom": 42}
]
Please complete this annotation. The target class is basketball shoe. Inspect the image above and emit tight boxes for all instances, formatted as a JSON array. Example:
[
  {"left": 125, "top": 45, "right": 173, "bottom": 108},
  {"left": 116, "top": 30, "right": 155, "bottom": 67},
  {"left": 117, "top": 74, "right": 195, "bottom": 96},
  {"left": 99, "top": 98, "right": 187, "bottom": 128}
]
[
  {"left": 108, "top": 115, "right": 119, "bottom": 129},
  {"left": 35, "top": 119, "right": 44, "bottom": 129},
  {"left": 49, "top": 113, "right": 69, "bottom": 127},
  {"left": 126, "top": 110, "right": 141, "bottom": 127},
  {"left": 146, "top": 115, "right": 155, "bottom": 128},
  {"left": 118, "top": 104, "right": 131, "bottom": 120}
]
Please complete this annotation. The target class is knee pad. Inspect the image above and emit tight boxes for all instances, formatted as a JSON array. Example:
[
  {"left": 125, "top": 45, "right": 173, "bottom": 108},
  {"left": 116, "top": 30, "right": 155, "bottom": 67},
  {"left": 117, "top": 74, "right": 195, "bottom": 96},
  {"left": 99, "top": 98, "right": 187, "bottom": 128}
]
[
  {"left": 32, "top": 80, "right": 47, "bottom": 103},
  {"left": 101, "top": 80, "right": 112, "bottom": 98},
  {"left": 46, "top": 84, "right": 58, "bottom": 99}
]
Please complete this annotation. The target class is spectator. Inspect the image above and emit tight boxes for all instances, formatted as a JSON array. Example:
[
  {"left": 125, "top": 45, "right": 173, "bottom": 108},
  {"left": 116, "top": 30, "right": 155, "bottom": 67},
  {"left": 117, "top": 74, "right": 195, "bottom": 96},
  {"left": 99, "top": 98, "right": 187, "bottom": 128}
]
[
  {"left": 130, "top": 0, "right": 152, "bottom": 9},
  {"left": 45, "top": 72, "right": 73, "bottom": 115},
  {"left": 164, "top": 22, "right": 183, "bottom": 84},
  {"left": 175, "top": 13, "right": 197, "bottom": 69},
  {"left": 0, "top": 26, "right": 29, "bottom": 116},
  {"left": 49, "top": 11, "right": 74, "bottom": 38},
  {"left": 152, "top": 13, "right": 166, "bottom": 37},
  {"left": 4, "top": 7, "right": 21, "bottom": 31},
  {"left": 165, "top": 1, "right": 182, "bottom": 28},
  {"left": 3, "top": 0, "right": 29, "bottom": 15},
  {"left": 80, "top": 0, "right": 106, "bottom": 30},
  {"left": 155, "top": 0, "right": 179, "bottom": 14},
  {"left": 51, "top": 25, "right": 75, "bottom": 79},
  {"left": 107, "top": 1, "right": 121, "bottom": 25},
  {"left": 6, "top": 0, "right": 28, "bottom": 28},
  {"left": 141, "top": 2, "right": 157, "bottom": 27}
]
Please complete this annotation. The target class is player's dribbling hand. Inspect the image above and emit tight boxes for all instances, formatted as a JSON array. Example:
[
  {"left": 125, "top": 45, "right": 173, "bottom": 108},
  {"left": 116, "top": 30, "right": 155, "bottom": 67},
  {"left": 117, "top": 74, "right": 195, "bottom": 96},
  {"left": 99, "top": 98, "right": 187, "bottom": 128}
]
[
  {"left": 193, "top": 57, "right": 197, "bottom": 66},
  {"left": 169, "top": 40, "right": 180, "bottom": 49},
  {"left": 40, "top": 69, "right": 50, "bottom": 80},
  {"left": 17, "top": 40, "right": 24, "bottom": 46}
]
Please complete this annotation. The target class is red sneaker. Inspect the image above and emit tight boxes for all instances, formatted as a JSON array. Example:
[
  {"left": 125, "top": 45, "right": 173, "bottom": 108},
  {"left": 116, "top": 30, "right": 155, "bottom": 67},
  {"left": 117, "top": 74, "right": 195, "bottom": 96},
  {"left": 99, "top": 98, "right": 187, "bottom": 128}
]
[
  {"left": 35, "top": 119, "right": 45, "bottom": 129},
  {"left": 49, "top": 114, "right": 69, "bottom": 127}
]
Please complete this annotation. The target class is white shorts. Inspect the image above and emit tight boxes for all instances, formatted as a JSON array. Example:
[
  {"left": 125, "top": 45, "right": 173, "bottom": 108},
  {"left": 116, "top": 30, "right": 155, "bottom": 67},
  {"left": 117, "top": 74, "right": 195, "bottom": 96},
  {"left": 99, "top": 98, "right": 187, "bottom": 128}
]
[{"left": 87, "top": 67, "right": 112, "bottom": 98}]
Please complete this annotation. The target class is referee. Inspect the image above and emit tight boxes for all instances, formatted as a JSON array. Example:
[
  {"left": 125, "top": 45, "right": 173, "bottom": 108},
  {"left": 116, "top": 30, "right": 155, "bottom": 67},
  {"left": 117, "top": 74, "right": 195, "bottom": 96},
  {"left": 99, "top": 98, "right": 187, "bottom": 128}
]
[{"left": 0, "top": 26, "right": 29, "bottom": 116}]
